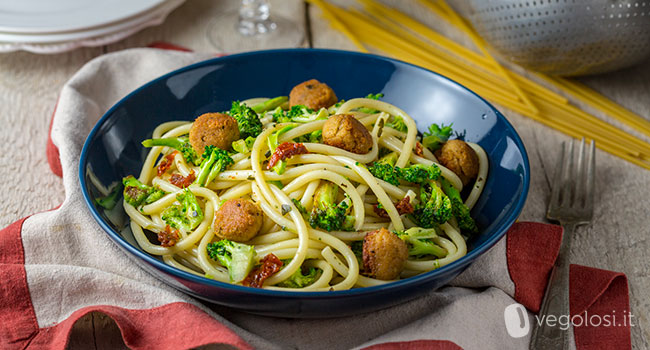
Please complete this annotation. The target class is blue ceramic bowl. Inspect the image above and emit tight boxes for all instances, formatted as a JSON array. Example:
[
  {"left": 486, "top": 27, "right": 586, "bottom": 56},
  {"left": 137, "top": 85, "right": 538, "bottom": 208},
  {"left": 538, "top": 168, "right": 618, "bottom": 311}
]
[{"left": 80, "top": 48, "right": 529, "bottom": 318}]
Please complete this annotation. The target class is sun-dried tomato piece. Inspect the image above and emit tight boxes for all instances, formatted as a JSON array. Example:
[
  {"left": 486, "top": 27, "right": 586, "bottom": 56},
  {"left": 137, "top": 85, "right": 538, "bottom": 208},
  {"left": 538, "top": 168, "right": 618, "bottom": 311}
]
[
  {"left": 242, "top": 253, "right": 283, "bottom": 288},
  {"left": 267, "top": 142, "right": 308, "bottom": 169},
  {"left": 170, "top": 170, "right": 195, "bottom": 188},
  {"left": 157, "top": 151, "right": 178, "bottom": 176},
  {"left": 158, "top": 225, "right": 180, "bottom": 247},
  {"left": 394, "top": 196, "right": 414, "bottom": 215},
  {"left": 373, "top": 196, "right": 413, "bottom": 218}
]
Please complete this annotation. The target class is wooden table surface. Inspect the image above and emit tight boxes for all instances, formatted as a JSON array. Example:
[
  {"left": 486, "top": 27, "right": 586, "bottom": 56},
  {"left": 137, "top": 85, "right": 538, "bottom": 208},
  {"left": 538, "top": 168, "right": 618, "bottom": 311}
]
[{"left": 1, "top": 1, "right": 648, "bottom": 348}]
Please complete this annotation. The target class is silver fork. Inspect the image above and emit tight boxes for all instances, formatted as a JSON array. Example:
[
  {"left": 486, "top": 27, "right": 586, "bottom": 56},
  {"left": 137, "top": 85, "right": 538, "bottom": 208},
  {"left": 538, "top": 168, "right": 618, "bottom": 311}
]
[{"left": 530, "top": 138, "right": 596, "bottom": 350}]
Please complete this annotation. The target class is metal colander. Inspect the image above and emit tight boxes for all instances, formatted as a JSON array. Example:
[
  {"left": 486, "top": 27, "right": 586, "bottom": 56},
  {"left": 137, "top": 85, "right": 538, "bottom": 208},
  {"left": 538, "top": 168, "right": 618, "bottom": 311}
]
[{"left": 455, "top": 0, "right": 650, "bottom": 76}]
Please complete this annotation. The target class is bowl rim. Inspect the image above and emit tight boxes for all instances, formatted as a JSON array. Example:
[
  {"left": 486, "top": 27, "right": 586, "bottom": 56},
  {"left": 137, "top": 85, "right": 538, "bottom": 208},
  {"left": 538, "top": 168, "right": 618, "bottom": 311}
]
[{"left": 79, "top": 47, "right": 530, "bottom": 298}]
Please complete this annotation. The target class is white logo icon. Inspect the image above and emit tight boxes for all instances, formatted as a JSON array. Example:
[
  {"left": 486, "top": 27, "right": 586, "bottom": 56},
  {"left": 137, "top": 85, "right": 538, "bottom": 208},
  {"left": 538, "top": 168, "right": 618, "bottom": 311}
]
[{"left": 504, "top": 303, "right": 530, "bottom": 338}]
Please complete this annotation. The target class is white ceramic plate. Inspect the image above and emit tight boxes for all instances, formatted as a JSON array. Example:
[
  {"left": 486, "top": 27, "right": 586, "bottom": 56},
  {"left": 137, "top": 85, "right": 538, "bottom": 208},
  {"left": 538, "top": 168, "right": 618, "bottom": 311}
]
[
  {"left": 0, "top": 0, "right": 185, "bottom": 53},
  {"left": 0, "top": 0, "right": 165, "bottom": 34}
]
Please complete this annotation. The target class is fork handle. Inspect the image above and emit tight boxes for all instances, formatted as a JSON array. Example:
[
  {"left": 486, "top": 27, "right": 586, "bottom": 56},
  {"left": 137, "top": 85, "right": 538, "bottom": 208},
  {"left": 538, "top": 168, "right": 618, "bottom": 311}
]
[{"left": 529, "top": 223, "right": 574, "bottom": 350}]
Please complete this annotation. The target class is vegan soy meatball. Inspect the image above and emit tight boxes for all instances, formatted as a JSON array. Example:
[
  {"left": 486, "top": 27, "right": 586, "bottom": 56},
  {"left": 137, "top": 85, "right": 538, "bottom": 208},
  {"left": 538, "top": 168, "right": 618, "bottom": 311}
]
[
  {"left": 435, "top": 139, "right": 479, "bottom": 186},
  {"left": 322, "top": 114, "right": 373, "bottom": 154},
  {"left": 289, "top": 79, "right": 338, "bottom": 110},
  {"left": 214, "top": 199, "right": 263, "bottom": 242},
  {"left": 362, "top": 228, "right": 408, "bottom": 280},
  {"left": 189, "top": 113, "right": 240, "bottom": 153}
]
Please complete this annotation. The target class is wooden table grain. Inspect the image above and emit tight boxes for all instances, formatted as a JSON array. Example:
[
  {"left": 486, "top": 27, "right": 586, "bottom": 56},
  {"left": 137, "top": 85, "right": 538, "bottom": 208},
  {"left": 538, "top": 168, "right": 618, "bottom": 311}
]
[{"left": 0, "top": 1, "right": 648, "bottom": 348}]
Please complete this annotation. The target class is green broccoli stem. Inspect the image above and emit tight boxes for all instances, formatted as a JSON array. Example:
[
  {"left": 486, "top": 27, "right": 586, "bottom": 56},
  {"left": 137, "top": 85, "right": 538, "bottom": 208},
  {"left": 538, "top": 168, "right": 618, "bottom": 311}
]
[
  {"left": 409, "top": 239, "right": 447, "bottom": 258},
  {"left": 232, "top": 136, "right": 256, "bottom": 154},
  {"left": 206, "top": 158, "right": 226, "bottom": 184},
  {"left": 396, "top": 227, "right": 447, "bottom": 258},
  {"left": 195, "top": 147, "right": 234, "bottom": 187},
  {"left": 142, "top": 136, "right": 200, "bottom": 166},
  {"left": 95, "top": 184, "right": 122, "bottom": 210},
  {"left": 268, "top": 125, "right": 296, "bottom": 152},
  {"left": 314, "top": 181, "right": 338, "bottom": 211},
  {"left": 252, "top": 96, "right": 288, "bottom": 113},
  {"left": 379, "top": 152, "right": 398, "bottom": 166},
  {"left": 195, "top": 151, "right": 217, "bottom": 186},
  {"left": 272, "top": 160, "right": 287, "bottom": 175},
  {"left": 141, "top": 137, "right": 186, "bottom": 149}
]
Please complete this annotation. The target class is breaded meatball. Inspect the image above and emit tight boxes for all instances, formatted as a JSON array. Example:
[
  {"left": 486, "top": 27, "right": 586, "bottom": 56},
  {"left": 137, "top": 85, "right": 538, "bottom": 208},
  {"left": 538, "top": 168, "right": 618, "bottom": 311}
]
[
  {"left": 322, "top": 114, "right": 373, "bottom": 154},
  {"left": 189, "top": 113, "right": 240, "bottom": 153},
  {"left": 289, "top": 79, "right": 338, "bottom": 110},
  {"left": 214, "top": 199, "right": 263, "bottom": 242},
  {"left": 362, "top": 228, "right": 408, "bottom": 280},
  {"left": 435, "top": 139, "right": 479, "bottom": 186}
]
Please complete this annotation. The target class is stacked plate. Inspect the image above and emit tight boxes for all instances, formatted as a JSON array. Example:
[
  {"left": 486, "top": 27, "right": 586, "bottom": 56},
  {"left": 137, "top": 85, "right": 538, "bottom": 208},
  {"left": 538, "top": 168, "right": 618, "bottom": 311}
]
[{"left": 0, "top": 0, "right": 185, "bottom": 54}]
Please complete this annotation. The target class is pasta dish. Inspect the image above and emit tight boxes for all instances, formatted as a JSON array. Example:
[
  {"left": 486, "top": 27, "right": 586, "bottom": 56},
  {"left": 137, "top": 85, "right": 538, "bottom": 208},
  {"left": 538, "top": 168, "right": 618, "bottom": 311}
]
[{"left": 117, "top": 79, "right": 488, "bottom": 291}]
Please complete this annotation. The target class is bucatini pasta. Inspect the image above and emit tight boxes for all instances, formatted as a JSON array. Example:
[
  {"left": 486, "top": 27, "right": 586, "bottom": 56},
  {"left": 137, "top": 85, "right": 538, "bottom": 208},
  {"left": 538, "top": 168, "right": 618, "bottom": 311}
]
[{"left": 118, "top": 80, "right": 487, "bottom": 290}]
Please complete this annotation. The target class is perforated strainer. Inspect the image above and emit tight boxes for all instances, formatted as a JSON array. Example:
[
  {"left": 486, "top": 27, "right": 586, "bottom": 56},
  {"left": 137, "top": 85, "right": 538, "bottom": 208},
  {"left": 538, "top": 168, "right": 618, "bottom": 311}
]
[{"left": 456, "top": 0, "right": 650, "bottom": 76}]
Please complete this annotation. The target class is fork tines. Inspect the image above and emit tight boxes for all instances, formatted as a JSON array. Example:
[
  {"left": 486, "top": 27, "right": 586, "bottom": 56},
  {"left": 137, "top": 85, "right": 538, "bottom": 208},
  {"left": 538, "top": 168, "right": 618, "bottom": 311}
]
[{"left": 547, "top": 138, "right": 595, "bottom": 222}]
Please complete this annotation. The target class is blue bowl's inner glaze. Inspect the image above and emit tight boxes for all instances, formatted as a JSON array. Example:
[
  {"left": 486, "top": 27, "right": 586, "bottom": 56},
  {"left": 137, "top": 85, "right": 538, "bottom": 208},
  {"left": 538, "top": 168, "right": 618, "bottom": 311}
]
[{"left": 80, "top": 49, "right": 529, "bottom": 317}]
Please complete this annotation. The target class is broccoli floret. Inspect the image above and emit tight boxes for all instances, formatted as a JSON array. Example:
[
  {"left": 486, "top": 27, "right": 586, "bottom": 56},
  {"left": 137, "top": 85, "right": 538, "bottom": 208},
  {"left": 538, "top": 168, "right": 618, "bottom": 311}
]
[
  {"left": 356, "top": 93, "right": 385, "bottom": 114},
  {"left": 95, "top": 183, "right": 122, "bottom": 210},
  {"left": 142, "top": 136, "right": 200, "bottom": 166},
  {"left": 161, "top": 188, "right": 204, "bottom": 231},
  {"left": 294, "top": 129, "right": 322, "bottom": 143},
  {"left": 287, "top": 105, "right": 314, "bottom": 119},
  {"left": 122, "top": 176, "right": 166, "bottom": 207},
  {"left": 272, "top": 107, "right": 291, "bottom": 123},
  {"left": 422, "top": 123, "right": 453, "bottom": 152},
  {"left": 277, "top": 260, "right": 320, "bottom": 288},
  {"left": 441, "top": 179, "right": 478, "bottom": 235},
  {"left": 395, "top": 227, "right": 447, "bottom": 258},
  {"left": 400, "top": 164, "right": 441, "bottom": 184},
  {"left": 309, "top": 182, "right": 354, "bottom": 232},
  {"left": 251, "top": 96, "right": 288, "bottom": 113},
  {"left": 386, "top": 115, "right": 407, "bottom": 133},
  {"left": 367, "top": 152, "right": 401, "bottom": 186},
  {"left": 328, "top": 99, "right": 346, "bottom": 114},
  {"left": 308, "top": 130, "right": 323, "bottom": 143},
  {"left": 230, "top": 101, "right": 263, "bottom": 139},
  {"left": 368, "top": 163, "right": 400, "bottom": 186},
  {"left": 145, "top": 188, "right": 166, "bottom": 204},
  {"left": 413, "top": 182, "right": 452, "bottom": 228},
  {"left": 232, "top": 136, "right": 256, "bottom": 154},
  {"left": 207, "top": 239, "right": 256, "bottom": 283},
  {"left": 195, "top": 146, "right": 234, "bottom": 186},
  {"left": 273, "top": 105, "right": 326, "bottom": 123}
]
